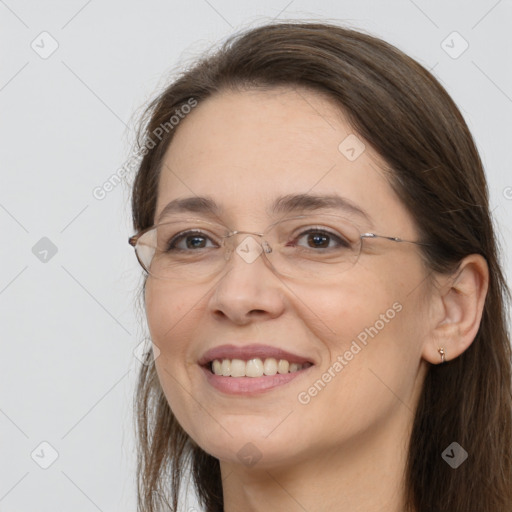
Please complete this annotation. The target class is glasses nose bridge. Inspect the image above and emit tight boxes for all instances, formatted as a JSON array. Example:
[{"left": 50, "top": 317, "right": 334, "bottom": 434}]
[{"left": 224, "top": 229, "right": 273, "bottom": 256}]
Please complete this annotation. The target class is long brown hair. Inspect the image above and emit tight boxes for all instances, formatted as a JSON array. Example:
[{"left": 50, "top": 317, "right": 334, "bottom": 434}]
[{"left": 130, "top": 21, "right": 512, "bottom": 512}]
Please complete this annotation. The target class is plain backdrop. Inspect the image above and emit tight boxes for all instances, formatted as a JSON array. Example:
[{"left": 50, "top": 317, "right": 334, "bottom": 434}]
[{"left": 1, "top": 1, "right": 511, "bottom": 511}]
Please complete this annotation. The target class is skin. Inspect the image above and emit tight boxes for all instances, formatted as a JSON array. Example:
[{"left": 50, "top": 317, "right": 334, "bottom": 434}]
[{"left": 144, "top": 86, "right": 489, "bottom": 512}]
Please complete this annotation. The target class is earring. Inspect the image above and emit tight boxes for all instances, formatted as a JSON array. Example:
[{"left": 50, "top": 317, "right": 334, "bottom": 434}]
[{"left": 438, "top": 347, "right": 446, "bottom": 364}]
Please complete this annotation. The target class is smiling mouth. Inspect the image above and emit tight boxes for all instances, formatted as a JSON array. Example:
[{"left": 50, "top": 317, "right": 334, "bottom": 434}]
[{"left": 205, "top": 357, "right": 314, "bottom": 378}]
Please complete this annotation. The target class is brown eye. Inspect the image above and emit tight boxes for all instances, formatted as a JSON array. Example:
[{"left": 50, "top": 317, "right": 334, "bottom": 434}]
[
  {"left": 167, "top": 231, "right": 217, "bottom": 251},
  {"left": 291, "top": 228, "right": 351, "bottom": 250}
]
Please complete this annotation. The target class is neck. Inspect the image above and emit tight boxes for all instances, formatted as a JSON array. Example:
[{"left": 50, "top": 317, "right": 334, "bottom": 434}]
[{"left": 220, "top": 407, "right": 413, "bottom": 512}]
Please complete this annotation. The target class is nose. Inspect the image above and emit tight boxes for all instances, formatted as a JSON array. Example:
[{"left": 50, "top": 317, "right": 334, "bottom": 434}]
[{"left": 207, "top": 234, "right": 286, "bottom": 325}]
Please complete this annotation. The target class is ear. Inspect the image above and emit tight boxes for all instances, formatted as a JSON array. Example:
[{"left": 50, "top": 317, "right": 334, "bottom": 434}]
[{"left": 422, "top": 254, "right": 489, "bottom": 364}]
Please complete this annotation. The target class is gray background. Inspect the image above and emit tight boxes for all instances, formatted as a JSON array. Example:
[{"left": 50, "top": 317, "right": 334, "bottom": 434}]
[{"left": 1, "top": 1, "right": 511, "bottom": 511}]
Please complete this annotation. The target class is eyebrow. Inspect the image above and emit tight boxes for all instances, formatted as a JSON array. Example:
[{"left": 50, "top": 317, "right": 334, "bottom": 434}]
[{"left": 156, "top": 193, "right": 373, "bottom": 225}]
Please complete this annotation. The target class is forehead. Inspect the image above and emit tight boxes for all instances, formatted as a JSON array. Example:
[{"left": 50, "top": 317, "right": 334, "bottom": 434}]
[{"left": 155, "top": 87, "right": 406, "bottom": 228}]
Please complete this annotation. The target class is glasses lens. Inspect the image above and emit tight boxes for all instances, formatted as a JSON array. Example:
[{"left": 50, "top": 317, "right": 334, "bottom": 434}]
[
  {"left": 135, "top": 219, "right": 228, "bottom": 280},
  {"left": 134, "top": 215, "right": 362, "bottom": 281},
  {"left": 262, "top": 214, "right": 362, "bottom": 278}
]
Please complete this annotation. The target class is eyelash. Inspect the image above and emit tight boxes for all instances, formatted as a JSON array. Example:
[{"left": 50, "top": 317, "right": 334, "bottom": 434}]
[
  {"left": 166, "top": 227, "right": 351, "bottom": 251},
  {"left": 167, "top": 230, "right": 217, "bottom": 251},
  {"left": 288, "top": 228, "right": 351, "bottom": 249}
]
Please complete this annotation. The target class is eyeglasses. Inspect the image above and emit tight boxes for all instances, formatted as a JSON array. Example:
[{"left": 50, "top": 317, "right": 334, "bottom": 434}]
[{"left": 128, "top": 214, "right": 429, "bottom": 282}]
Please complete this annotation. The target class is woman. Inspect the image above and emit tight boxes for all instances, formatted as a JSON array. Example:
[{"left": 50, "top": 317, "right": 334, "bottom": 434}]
[{"left": 128, "top": 21, "right": 512, "bottom": 512}]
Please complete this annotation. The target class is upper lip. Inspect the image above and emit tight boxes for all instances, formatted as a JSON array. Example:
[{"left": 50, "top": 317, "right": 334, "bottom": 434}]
[{"left": 198, "top": 344, "right": 315, "bottom": 366}]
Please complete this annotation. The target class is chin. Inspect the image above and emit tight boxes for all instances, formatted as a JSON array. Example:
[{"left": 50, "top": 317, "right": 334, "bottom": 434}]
[{"left": 184, "top": 418, "right": 314, "bottom": 470}]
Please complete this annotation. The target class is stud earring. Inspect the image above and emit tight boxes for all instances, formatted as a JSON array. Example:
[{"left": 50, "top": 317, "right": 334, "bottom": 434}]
[{"left": 438, "top": 347, "right": 446, "bottom": 364}]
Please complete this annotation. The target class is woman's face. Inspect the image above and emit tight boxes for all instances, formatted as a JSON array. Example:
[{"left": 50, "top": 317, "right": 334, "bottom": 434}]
[{"left": 145, "top": 87, "right": 432, "bottom": 469}]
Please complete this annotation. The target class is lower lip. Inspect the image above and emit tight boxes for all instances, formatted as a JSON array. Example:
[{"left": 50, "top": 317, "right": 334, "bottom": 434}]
[{"left": 201, "top": 365, "right": 313, "bottom": 395}]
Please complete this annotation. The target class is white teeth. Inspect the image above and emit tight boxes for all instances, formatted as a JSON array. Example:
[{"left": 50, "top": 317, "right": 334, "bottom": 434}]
[
  {"left": 221, "top": 359, "right": 231, "bottom": 377},
  {"left": 210, "top": 357, "right": 310, "bottom": 377},
  {"left": 212, "top": 360, "right": 222, "bottom": 375},
  {"left": 246, "top": 358, "right": 264, "bottom": 377},
  {"left": 277, "top": 359, "right": 290, "bottom": 374},
  {"left": 263, "top": 357, "right": 277, "bottom": 376},
  {"left": 289, "top": 363, "right": 301, "bottom": 372},
  {"left": 230, "top": 359, "right": 246, "bottom": 377}
]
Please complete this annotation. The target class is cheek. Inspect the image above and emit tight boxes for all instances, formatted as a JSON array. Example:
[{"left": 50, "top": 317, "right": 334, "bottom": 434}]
[
  {"left": 145, "top": 280, "right": 193, "bottom": 339},
  {"left": 303, "top": 267, "right": 398, "bottom": 349},
  {"left": 302, "top": 263, "right": 426, "bottom": 411},
  {"left": 145, "top": 280, "right": 207, "bottom": 436},
  {"left": 144, "top": 280, "right": 202, "bottom": 380}
]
